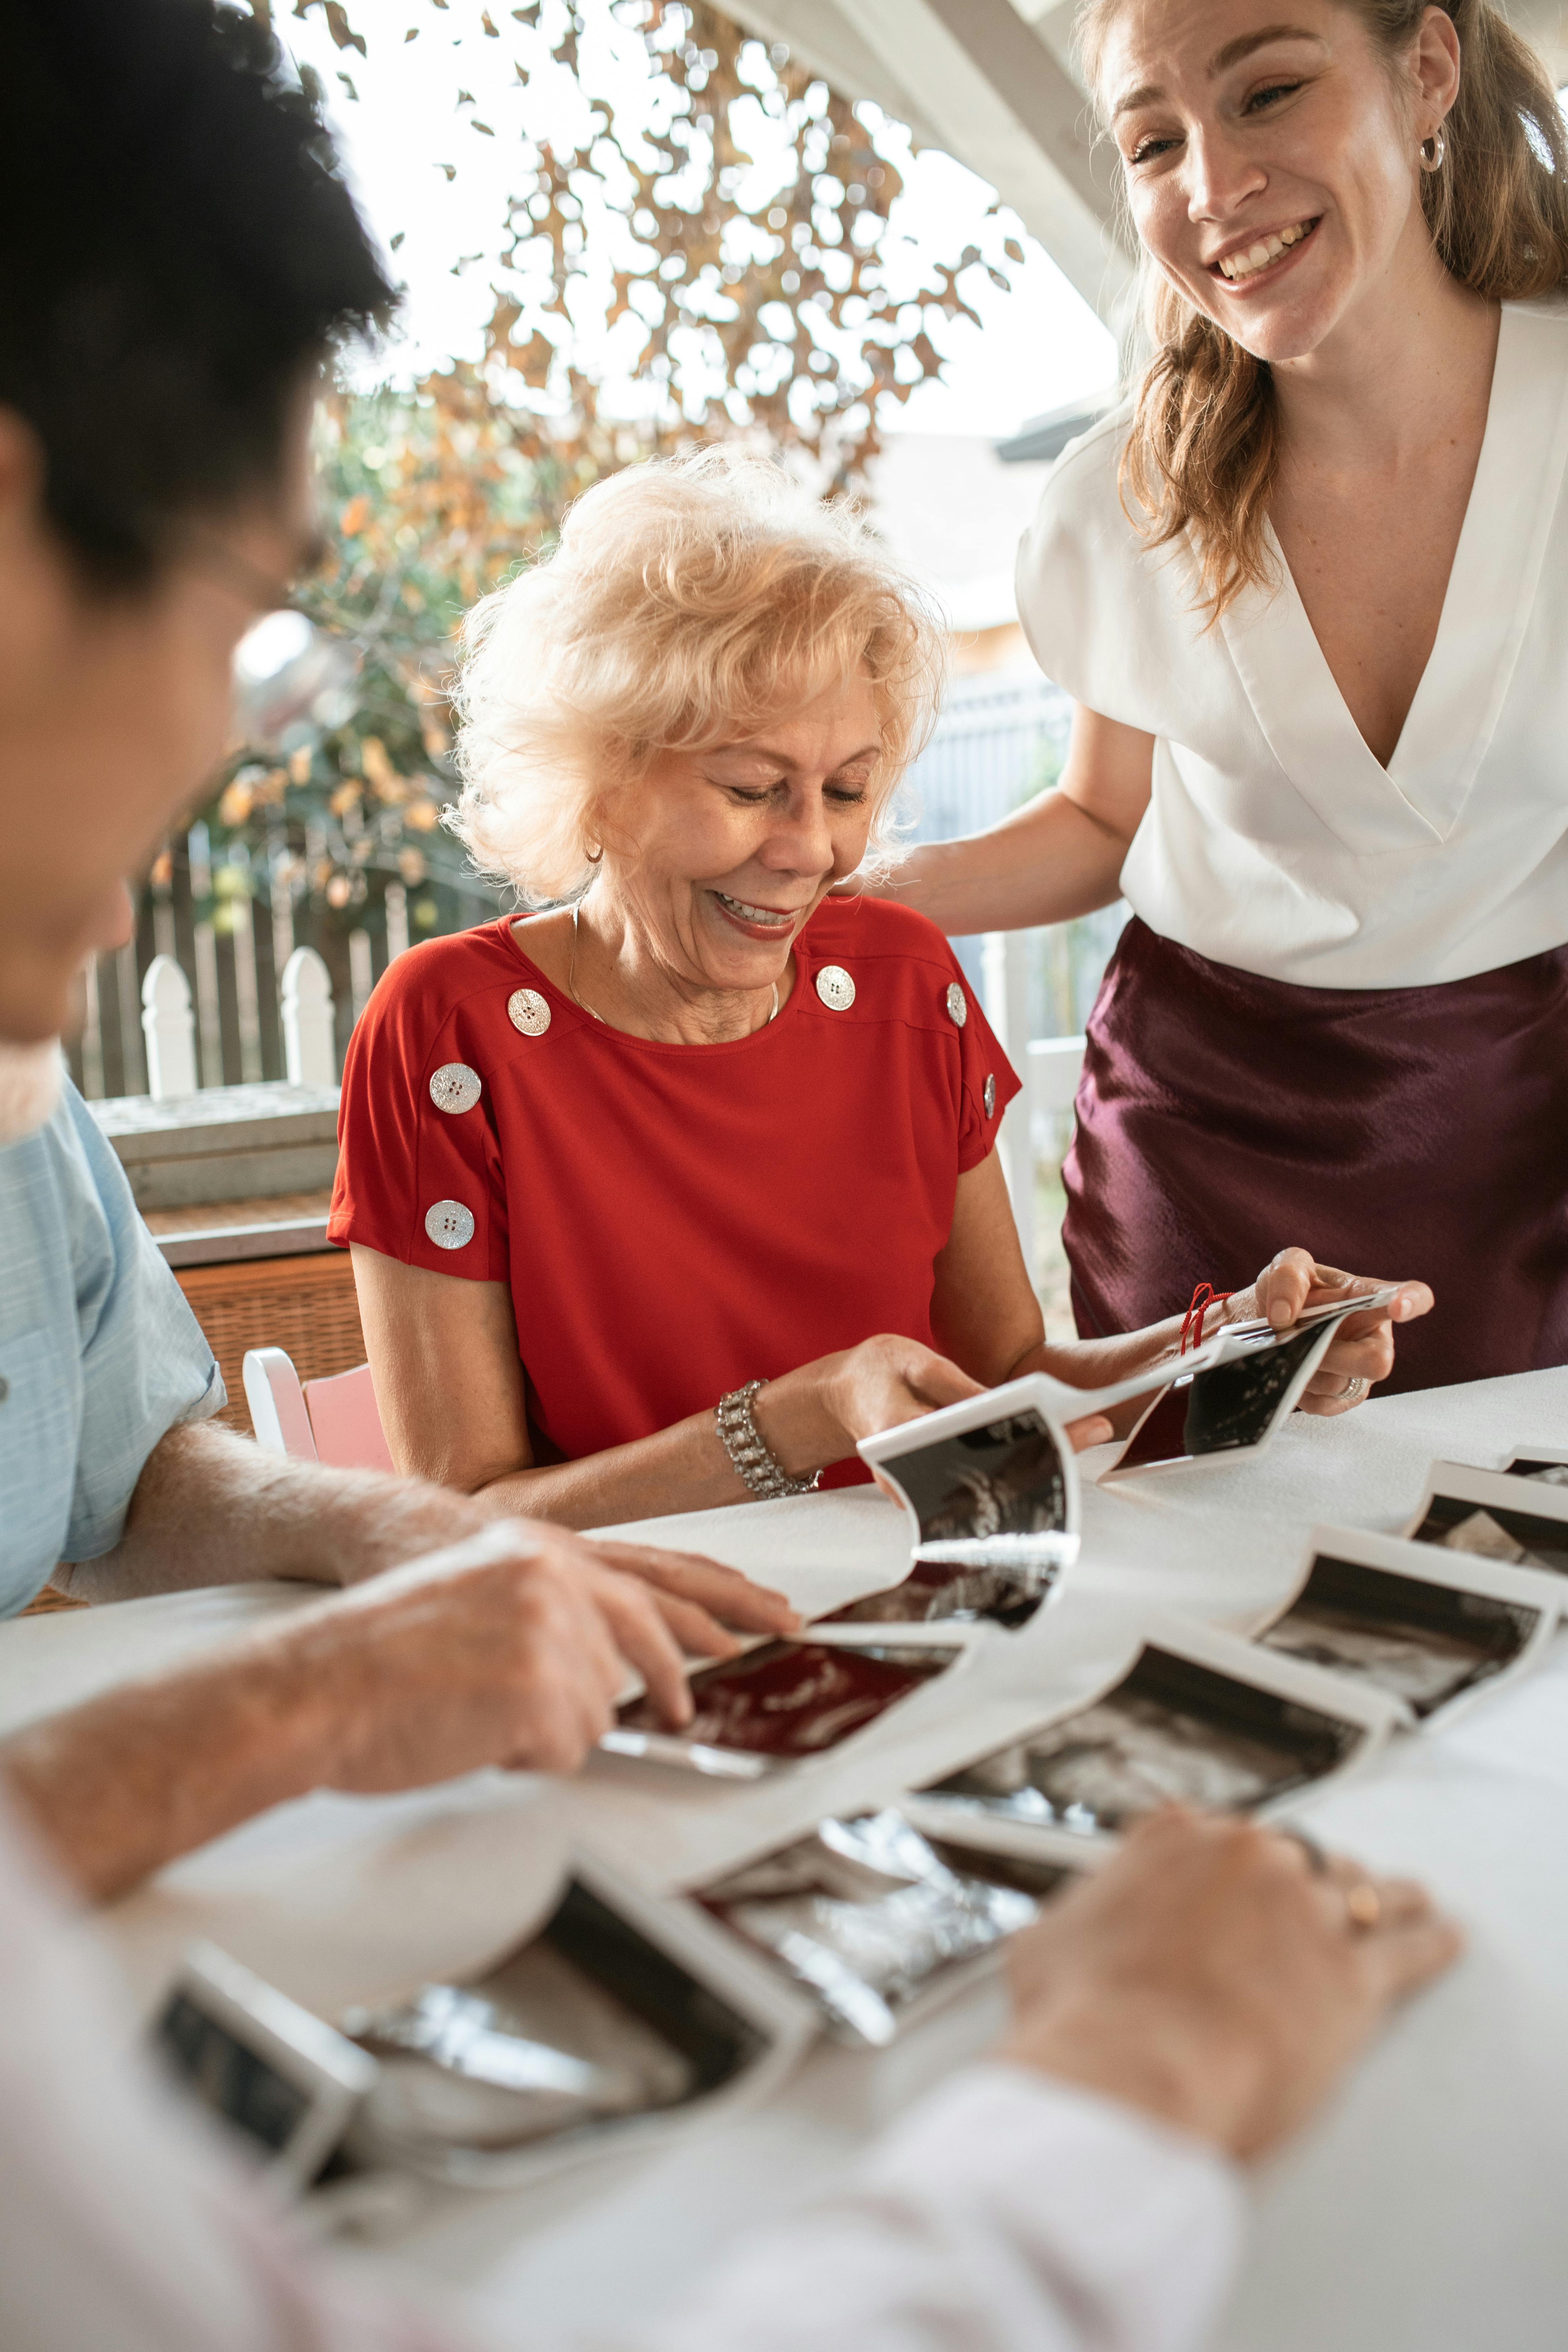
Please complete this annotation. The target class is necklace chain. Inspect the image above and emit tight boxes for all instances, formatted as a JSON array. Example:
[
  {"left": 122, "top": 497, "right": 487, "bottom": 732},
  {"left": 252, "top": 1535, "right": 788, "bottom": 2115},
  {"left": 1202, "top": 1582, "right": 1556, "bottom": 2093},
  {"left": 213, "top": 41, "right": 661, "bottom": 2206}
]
[{"left": 567, "top": 898, "right": 779, "bottom": 1032}]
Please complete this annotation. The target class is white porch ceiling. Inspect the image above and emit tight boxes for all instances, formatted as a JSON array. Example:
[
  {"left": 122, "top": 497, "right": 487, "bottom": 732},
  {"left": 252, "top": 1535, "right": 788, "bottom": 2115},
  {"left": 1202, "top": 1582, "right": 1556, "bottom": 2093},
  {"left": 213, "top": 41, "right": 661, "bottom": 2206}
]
[{"left": 722, "top": 0, "right": 1135, "bottom": 326}]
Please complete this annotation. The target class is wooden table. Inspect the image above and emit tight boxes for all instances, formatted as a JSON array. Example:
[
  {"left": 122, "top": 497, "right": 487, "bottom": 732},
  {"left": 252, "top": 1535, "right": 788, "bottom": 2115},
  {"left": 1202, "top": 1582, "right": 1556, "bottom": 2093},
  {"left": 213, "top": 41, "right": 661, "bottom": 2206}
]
[{"left": 5, "top": 1366, "right": 1568, "bottom": 2351}]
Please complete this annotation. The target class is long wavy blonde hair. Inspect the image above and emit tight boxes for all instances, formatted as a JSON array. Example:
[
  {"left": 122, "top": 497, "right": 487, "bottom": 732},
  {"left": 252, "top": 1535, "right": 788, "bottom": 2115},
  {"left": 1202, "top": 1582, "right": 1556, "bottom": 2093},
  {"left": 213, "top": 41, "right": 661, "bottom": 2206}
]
[
  {"left": 1076, "top": 0, "right": 1568, "bottom": 618},
  {"left": 448, "top": 448, "right": 945, "bottom": 906}
]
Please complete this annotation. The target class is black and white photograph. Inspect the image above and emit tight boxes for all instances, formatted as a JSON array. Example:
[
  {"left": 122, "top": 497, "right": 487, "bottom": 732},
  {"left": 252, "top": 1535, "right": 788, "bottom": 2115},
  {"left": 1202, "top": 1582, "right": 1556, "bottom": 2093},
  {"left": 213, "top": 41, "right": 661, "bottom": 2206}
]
[
  {"left": 1503, "top": 1453, "right": 1568, "bottom": 1490},
  {"left": 1260, "top": 1549, "right": 1546, "bottom": 1718},
  {"left": 1410, "top": 1493, "right": 1568, "bottom": 1578},
  {"left": 819, "top": 1546, "right": 1066, "bottom": 1629},
  {"left": 917, "top": 1644, "right": 1365, "bottom": 1836},
  {"left": 701, "top": 1810, "right": 1042, "bottom": 2045},
  {"left": 344, "top": 1878, "right": 764, "bottom": 2168},
  {"left": 1108, "top": 1324, "right": 1327, "bottom": 1475},
  {"left": 873, "top": 1408, "right": 1070, "bottom": 1549},
  {"left": 614, "top": 1640, "right": 958, "bottom": 1763}
]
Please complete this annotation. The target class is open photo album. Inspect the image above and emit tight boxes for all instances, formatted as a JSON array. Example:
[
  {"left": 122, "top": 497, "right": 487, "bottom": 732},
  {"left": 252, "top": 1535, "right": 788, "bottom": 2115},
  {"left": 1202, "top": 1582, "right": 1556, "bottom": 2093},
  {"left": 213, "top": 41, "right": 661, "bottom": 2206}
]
[
  {"left": 1405, "top": 1462, "right": 1568, "bottom": 1578},
  {"left": 898, "top": 1617, "right": 1398, "bottom": 1857},
  {"left": 1250, "top": 1524, "right": 1561, "bottom": 1723},
  {"left": 696, "top": 1808, "right": 1075, "bottom": 2047}
]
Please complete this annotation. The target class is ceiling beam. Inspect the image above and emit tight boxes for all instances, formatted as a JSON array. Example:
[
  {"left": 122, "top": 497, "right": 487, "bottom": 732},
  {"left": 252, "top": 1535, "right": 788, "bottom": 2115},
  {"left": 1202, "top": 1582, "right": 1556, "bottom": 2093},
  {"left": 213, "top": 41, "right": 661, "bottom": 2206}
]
[{"left": 723, "top": 0, "right": 1136, "bottom": 324}]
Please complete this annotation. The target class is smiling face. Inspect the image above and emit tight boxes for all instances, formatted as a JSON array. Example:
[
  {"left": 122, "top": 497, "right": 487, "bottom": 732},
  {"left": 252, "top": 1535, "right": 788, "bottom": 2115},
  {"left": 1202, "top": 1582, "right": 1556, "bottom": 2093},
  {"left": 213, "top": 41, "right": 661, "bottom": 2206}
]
[
  {"left": 1097, "top": 0, "right": 1460, "bottom": 365},
  {"left": 596, "top": 669, "right": 883, "bottom": 999}
]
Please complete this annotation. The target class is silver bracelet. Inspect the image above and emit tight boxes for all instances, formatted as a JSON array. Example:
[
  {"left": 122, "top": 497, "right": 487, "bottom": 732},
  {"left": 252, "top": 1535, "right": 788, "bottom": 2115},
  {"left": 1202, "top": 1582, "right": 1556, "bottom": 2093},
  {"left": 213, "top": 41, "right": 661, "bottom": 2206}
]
[{"left": 716, "top": 1379, "right": 821, "bottom": 1500}]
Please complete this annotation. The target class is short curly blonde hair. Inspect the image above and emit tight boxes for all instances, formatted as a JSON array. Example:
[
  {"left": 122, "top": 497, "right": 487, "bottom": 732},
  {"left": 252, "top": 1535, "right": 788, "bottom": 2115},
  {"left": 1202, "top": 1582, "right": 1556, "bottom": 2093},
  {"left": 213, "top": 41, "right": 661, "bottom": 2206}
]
[{"left": 447, "top": 447, "right": 946, "bottom": 905}]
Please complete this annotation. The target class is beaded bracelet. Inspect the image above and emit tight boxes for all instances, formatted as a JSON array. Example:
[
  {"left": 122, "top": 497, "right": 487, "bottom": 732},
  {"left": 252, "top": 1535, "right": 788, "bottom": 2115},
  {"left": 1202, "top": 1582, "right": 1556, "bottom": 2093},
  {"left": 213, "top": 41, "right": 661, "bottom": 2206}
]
[{"left": 716, "top": 1378, "right": 821, "bottom": 1500}]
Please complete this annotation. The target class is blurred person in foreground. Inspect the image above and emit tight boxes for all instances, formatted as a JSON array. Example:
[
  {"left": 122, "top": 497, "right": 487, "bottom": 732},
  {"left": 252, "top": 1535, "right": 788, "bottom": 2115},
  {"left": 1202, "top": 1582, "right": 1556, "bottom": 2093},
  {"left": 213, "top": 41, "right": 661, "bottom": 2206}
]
[
  {"left": 0, "top": 10, "right": 1458, "bottom": 2352},
  {"left": 0, "top": 0, "right": 798, "bottom": 1905}
]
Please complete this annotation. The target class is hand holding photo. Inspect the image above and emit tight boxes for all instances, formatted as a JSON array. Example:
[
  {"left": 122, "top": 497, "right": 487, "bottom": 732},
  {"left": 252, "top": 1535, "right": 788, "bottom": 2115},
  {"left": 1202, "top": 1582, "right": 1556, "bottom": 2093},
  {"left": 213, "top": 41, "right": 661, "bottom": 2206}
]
[
  {"left": 1102, "top": 1292, "right": 1397, "bottom": 1479},
  {"left": 1255, "top": 1524, "right": 1558, "bottom": 1722}
]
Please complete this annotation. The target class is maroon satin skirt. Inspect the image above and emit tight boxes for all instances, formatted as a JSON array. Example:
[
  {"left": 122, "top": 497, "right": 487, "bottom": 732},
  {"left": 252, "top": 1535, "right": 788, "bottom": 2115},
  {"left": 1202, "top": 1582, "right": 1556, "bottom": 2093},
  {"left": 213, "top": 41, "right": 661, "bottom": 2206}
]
[{"left": 1063, "top": 919, "right": 1568, "bottom": 1393}]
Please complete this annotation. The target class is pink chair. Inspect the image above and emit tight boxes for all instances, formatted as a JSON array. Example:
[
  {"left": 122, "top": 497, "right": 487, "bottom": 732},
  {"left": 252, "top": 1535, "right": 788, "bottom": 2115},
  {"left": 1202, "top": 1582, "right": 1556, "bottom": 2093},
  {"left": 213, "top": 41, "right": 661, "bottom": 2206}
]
[{"left": 242, "top": 1346, "right": 396, "bottom": 1474}]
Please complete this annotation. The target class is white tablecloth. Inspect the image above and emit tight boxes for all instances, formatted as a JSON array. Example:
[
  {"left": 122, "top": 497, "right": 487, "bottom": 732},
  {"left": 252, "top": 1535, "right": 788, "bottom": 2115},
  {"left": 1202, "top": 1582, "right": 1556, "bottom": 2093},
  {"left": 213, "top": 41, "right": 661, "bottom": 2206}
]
[{"left": 5, "top": 1366, "right": 1568, "bottom": 2351}]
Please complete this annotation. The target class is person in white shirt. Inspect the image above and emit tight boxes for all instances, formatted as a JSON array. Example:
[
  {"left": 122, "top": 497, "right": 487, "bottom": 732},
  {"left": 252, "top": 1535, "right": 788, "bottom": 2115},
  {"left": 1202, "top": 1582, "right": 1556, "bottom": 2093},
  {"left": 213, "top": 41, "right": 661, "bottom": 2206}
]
[{"left": 885, "top": 0, "right": 1568, "bottom": 1398}]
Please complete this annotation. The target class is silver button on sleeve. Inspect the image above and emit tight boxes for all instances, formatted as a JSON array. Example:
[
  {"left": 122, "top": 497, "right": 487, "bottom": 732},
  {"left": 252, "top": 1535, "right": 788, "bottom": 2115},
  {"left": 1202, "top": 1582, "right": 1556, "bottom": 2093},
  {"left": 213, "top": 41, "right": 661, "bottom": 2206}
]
[
  {"left": 425, "top": 1200, "right": 476, "bottom": 1251},
  {"left": 983, "top": 1073, "right": 996, "bottom": 1118},
  {"left": 945, "top": 981, "right": 967, "bottom": 1027},
  {"left": 429, "top": 1062, "right": 482, "bottom": 1115}
]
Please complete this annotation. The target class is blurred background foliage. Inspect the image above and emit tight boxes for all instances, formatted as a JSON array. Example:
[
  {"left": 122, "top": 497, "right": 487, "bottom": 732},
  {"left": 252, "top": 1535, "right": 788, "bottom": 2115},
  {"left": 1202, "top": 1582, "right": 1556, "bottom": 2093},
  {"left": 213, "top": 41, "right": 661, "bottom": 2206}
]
[{"left": 199, "top": 0, "right": 1019, "bottom": 953}]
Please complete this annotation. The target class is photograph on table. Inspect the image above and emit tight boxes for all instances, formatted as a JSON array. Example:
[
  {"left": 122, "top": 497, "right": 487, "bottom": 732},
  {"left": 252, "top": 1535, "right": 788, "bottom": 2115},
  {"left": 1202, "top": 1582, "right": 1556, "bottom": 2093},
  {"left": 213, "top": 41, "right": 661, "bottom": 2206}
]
[
  {"left": 1500, "top": 1447, "right": 1568, "bottom": 1491},
  {"left": 1406, "top": 1462, "right": 1568, "bottom": 1578},
  {"left": 336, "top": 1856, "right": 812, "bottom": 2189},
  {"left": 907, "top": 1619, "right": 1396, "bottom": 1848},
  {"left": 602, "top": 1637, "right": 964, "bottom": 1779},
  {"left": 698, "top": 1807, "right": 1076, "bottom": 2046},
  {"left": 1252, "top": 1524, "right": 1560, "bottom": 1723},
  {"left": 1100, "top": 1291, "right": 1396, "bottom": 1481}
]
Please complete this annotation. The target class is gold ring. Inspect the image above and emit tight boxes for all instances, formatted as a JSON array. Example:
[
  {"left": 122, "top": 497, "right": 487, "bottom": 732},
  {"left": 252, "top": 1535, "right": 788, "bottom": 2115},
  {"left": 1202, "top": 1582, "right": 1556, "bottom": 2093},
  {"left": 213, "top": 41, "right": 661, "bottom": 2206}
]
[{"left": 1345, "top": 1881, "right": 1382, "bottom": 1932}]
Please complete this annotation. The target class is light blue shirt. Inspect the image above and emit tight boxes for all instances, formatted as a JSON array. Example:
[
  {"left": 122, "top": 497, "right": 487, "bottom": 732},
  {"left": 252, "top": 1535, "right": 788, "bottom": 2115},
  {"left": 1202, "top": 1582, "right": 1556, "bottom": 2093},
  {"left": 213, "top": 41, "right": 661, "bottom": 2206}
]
[{"left": 0, "top": 1079, "right": 223, "bottom": 1615}]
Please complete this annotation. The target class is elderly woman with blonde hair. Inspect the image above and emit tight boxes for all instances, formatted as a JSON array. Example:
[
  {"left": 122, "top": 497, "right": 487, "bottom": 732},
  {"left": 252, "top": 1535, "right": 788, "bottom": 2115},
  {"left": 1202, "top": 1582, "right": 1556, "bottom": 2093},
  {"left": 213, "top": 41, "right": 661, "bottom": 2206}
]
[{"left": 329, "top": 452, "right": 1429, "bottom": 1525}]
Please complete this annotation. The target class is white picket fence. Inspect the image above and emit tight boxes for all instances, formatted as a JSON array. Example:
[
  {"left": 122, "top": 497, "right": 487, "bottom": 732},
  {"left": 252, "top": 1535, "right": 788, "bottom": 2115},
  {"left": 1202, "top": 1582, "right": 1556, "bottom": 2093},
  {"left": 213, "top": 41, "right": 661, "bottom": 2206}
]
[
  {"left": 139, "top": 946, "right": 340, "bottom": 1099},
  {"left": 978, "top": 929, "right": 1087, "bottom": 1279}
]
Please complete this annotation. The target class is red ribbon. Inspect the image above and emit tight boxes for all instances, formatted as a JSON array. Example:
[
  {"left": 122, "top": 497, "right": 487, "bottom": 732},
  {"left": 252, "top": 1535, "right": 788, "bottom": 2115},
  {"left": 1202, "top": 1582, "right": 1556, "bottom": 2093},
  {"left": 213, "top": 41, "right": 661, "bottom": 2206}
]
[{"left": 1179, "top": 1281, "right": 1232, "bottom": 1356}]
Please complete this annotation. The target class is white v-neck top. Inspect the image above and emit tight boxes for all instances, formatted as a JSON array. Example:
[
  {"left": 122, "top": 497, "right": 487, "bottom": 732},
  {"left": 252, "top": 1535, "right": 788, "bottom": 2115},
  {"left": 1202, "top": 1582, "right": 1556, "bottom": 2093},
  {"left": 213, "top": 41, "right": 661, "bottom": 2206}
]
[{"left": 1015, "top": 296, "right": 1568, "bottom": 989}]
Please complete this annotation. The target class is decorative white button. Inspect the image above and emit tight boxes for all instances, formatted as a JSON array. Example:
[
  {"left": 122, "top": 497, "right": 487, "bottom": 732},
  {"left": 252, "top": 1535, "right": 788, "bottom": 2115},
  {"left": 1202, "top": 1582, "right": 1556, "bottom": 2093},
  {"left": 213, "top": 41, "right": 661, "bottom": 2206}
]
[
  {"left": 815, "top": 964, "right": 855, "bottom": 1011},
  {"left": 945, "top": 981, "right": 967, "bottom": 1027},
  {"left": 429, "top": 1062, "right": 482, "bottom": 1115},
  {"left": 983, "top": 1073, "right": 996, "bottom": 1118},
  {"left": 425, "top": 1200, "right": 475, "bottom": 1250},
  {"left": 507, "top": 988, "right": 551, "bottom": 1036}
]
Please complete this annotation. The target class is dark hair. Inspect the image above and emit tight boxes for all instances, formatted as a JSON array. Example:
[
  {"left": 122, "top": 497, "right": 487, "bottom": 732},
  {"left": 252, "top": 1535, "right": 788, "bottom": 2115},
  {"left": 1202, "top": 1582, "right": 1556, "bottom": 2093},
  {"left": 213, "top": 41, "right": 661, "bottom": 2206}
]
[{"left": 0, "top": 0, "right": 395, "bottom": 586}]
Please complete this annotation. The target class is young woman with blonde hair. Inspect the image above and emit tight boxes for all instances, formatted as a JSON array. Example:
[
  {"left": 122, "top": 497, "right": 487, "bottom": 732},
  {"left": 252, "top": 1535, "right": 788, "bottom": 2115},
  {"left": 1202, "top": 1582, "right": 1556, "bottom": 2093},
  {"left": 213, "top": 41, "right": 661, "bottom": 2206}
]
[{"left": 888, "top": 0, "right": 1568, "bottom": 1391}]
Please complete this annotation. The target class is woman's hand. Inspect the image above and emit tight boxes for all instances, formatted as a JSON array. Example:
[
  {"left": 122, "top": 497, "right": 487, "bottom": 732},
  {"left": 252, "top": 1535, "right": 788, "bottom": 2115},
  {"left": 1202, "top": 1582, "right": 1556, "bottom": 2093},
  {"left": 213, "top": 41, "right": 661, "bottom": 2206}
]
[
  {"left": 1232, "top": 1250, "right": 1434, "bottom": 1415},
  {"left": 1000, "top": 1807, "right": 1460, "bottom": 2161},
  {"left": 755, "top": 1334, "right": 1114, "bottom": 1478}
]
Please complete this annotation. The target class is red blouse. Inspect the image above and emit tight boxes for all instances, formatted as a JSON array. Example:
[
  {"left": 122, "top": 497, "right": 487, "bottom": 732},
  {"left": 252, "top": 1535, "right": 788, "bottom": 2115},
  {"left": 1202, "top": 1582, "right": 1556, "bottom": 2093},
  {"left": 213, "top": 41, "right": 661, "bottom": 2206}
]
[{"left": 328, "top": 896, "right": 1019, "bottom": 1485}]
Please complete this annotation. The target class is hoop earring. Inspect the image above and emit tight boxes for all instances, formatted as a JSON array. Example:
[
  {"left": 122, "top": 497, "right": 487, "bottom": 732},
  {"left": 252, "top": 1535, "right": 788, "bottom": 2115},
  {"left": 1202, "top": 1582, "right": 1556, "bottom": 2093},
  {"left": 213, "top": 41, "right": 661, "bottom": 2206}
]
[
  {"left": 584, "top": 842, "right": 603, "bottom": 865},
  {"left": 1420, "top": 128, "right": 1445, "bottom": 174}
]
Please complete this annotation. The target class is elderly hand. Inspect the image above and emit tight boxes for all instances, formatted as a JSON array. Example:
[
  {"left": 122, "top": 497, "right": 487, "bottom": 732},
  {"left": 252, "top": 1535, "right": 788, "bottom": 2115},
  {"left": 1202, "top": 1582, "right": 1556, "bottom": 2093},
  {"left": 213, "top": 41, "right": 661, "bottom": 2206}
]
[
  {"left": 1000, "top": 1808, "right": 1460, "bottom": 2161},
  {"left": 586, "top": 1538, "right": 800, "bottom": 1654},
  {"left": 271, "top": 1519, "right": 703, "bottom": 1787},
  {"left": 757, "top": 1333, "right": 1114, "bottom": 1479},
  {"left": 1232, "top": 1250, "right": 1434, "bottom": 1415}
]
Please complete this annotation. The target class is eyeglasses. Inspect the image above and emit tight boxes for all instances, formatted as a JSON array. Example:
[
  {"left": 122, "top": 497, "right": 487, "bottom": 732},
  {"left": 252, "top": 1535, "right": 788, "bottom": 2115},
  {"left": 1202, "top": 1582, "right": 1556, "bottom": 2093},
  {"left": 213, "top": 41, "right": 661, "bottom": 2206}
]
[{"left": 179, "top": 530, "right": 366, "bottom": 755}]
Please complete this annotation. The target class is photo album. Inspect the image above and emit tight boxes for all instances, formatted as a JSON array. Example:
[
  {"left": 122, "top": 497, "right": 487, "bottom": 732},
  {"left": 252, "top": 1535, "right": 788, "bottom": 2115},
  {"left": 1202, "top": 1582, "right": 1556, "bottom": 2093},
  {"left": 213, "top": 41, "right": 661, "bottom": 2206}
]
[{"left": 1405, "top": 1461, "right": 1568, "bottom": 1578}]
